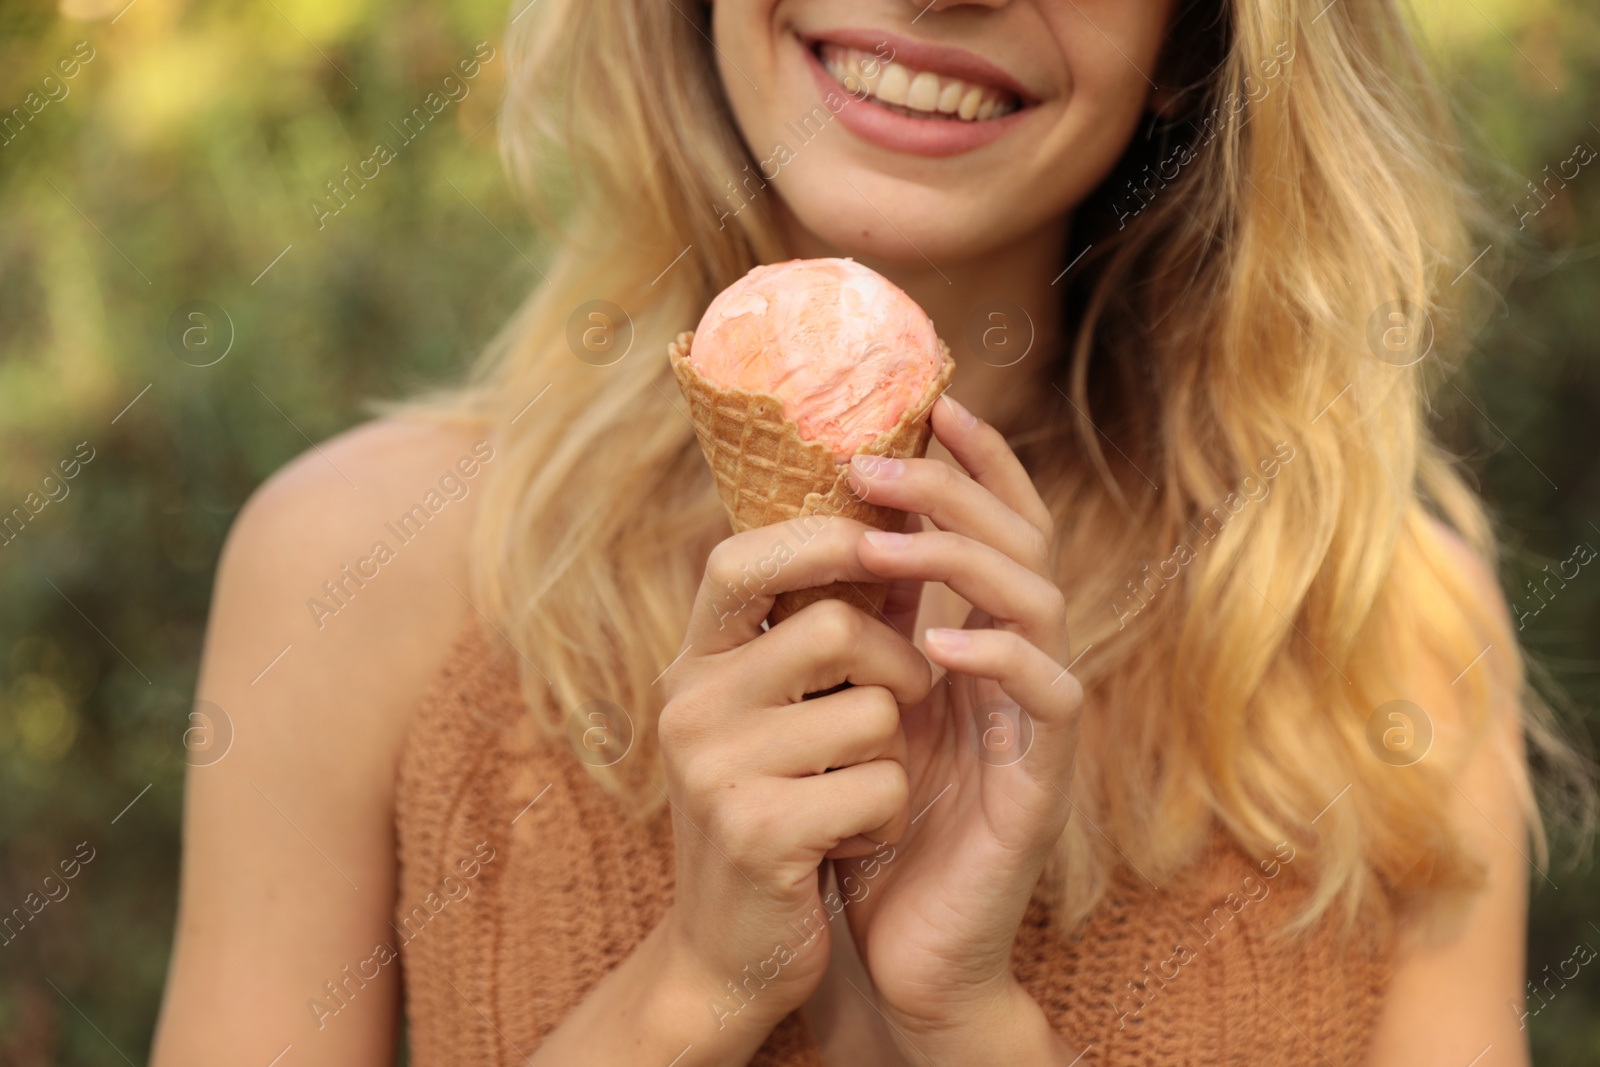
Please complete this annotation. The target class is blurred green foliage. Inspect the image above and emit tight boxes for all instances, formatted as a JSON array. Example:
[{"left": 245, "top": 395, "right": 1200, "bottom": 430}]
[{"left": 0, "top": 0, "right": 1596, "bottom": 1063}]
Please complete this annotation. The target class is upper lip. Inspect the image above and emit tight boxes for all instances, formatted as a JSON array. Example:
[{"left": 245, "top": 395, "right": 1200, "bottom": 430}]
[{"left": 799, "top": 26, "right": 1040, "bottom": 106}]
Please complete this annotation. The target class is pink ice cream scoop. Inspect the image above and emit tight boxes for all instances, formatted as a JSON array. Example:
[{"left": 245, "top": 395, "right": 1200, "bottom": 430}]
[{"left": 686, "top": 258, "right": 944, "bottom": 460}]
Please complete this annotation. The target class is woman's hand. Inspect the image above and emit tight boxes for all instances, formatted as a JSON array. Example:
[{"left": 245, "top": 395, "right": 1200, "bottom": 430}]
[
  {"left": 833, "top": 396, "right": 1084, "bottom": 1063},
  {"left": 654, "top": 518, "right": 935, "bottom": 1051}
]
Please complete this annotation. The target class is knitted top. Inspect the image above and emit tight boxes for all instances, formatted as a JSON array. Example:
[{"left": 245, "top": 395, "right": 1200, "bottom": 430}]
[{"left": 394, "top": 624, "right": 1394, "bottom": 1065}]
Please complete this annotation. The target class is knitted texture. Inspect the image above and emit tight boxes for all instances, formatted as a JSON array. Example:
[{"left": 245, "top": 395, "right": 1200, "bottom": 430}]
[{"left": 395, "top": 624, "right": 1394, "bottom": 1065}]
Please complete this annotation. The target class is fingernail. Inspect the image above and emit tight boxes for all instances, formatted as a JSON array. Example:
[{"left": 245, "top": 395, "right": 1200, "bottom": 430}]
[
  {"left": 925, "top": 628, "right": 970, "bottom": 650},
  {"left": 863, "top": 530, "right": 912, "bottom": 551},
  {"left": 943, "top": 395, "right": 978, "bottom": 428},
  {"left": 852, "top": 455, "right": 903, "bottom": 478}
]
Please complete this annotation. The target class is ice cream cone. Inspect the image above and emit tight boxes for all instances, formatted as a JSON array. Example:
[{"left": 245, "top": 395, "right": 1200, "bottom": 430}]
[{"left": 669, "top": 329, "right": 956, "bottom": 626}]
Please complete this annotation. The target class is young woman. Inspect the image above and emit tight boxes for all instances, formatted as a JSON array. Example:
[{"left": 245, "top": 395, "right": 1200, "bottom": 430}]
[{"left": 151, "top": 0, "right": 1587, "bottom": 1063}]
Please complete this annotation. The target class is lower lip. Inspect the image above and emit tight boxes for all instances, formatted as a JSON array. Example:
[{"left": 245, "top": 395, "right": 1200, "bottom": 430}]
[{"left": 799, "top": 38, "right": 1032, "bottom": 158}]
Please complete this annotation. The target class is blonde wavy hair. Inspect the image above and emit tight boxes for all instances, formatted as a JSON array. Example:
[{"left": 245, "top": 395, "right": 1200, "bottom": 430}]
[{"left": 436, "top": 0, "right": 1590, "bottom": 936}]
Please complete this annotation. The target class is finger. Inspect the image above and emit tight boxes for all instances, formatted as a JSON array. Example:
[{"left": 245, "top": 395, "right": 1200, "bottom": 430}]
[
  {"left": 880, "top": 574, "right": 925, "bottom": 642},
  {"left": 929, "top": 395, "right": 1055, "bottom": 537},
  {"left": 747, "top": 684, "right": 907, "bottom": 778},
  {"left": 778, "top": 758, "right": 910, "bottom": 857},
  {"left": 857, "top": 529, "right": 1067, "bottom": 656},
  {"left": 686, "top": 518, "right": 885, "bottom": 656},
  {"left": 732, "top": 599, "right": 934, "bottom": 707},
  {"left": 845, "top": 453, "right": 1047, "bottom": 569},
  {"left": 825, "top": 834, "right": 896, "bottom": 861},
  {"left": 923, "top": 627, "right": 1083, "bottom": 729}
]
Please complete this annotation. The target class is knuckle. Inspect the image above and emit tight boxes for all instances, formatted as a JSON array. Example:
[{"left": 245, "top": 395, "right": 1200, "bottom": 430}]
[
  {"left": 715, "top": 796, "right": 776, "bottom": 862},
  {"left": 805, "top": 598, "right": 863, "bottom": 653},
  {"left": 1020, "top": 519, "right": 1052, "bottom": 566},
  {"left": 659, "top": 703, "right": 716, "bottom": 780},
  {"left": 985, "top": 630, "right": 1024, "bottom": 671},
  {"left": 918, "top": 529, "right": 950, "bottom": 556},
  {"left": 1044, "top": 582, "right": 1069, "bottom": 627},
  {"left": 1034, "top": 505, "right": 1057, "bottom": 544},
  {"left": 1058, "top": 672, "right": 1086, "bottom": 714},
  {"left": 792, "top": 521, "right": 844, "bottom": 571},
  {"left": 703, "top": 538, "right": 739, "bottom": 588},
  {"left": 859, "top": 687, "right": 902, "bottom": 744},
  {"left": 1025, "top": 574, "right": 1067, "bottom": 627},
  {"left": 657, "top": 651, "right": 698, "bottom": 701},
  {"left": 907, "top": 671, "right": 935, "bottom": 706},
  {"left": 996, "top": 629, "right": 1034, "bottom": 671},
  {"left": 658, "top": 691, "right": 716, "bottom": 762},
  {"left": 657, "top": 699, "right": 690, "bottom": 756},
  {"left": 929, "top": 459, "right": 960, "bottom": 494},
  {"left": 674, "top": 749, "right": 722, "bottom": 803},
  {"left": 873, "top": 760, "right": 910, "bottom": 813}
]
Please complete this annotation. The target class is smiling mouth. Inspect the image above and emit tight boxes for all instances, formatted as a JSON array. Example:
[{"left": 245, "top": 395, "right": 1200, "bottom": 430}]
[{"left": 815, "top": 42, "right": 1022, "bottom": 122}]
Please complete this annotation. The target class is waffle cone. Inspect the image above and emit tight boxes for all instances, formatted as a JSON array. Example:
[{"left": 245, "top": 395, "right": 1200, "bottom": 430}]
[{"left": 669, "top": 330, "right": 955, "bottom": 627}]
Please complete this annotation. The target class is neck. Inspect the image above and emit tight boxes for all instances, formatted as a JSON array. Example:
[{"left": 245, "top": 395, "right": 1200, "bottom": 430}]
[{"left": 774, "top": 208, "right": 1070, "bottom": 433}]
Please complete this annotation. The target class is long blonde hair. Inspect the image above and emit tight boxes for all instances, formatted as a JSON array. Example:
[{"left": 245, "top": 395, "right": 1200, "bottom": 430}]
[{"left": 437, "top": 0, "right": 1590, "bottom": 935}]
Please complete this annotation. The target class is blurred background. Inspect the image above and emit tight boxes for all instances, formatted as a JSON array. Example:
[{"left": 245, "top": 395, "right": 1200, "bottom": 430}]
[{"left": 0, "top": 0, "right": 1595, "bottom": 1062}]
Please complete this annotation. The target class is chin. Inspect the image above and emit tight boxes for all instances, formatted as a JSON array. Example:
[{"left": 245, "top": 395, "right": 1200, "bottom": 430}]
[
  {"left": 767, "top": 157, "right": 1015, "bottom": 267},
  {"left": 711, "top": 2, "right": 1162, "bottom": 268}
]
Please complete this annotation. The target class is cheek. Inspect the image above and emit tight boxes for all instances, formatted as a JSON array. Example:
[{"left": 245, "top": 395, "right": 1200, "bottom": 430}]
[
  {"left": 1038, "top": 1, "right": 1167, "bottom": 142},
  {"left": 994, "top": 3, "right": 1169, "bottom": 200},
  {"left": 709, "top": 0, "right": 786, "bottom": 153},
  {"left": 1053, "top": 0, "right": 1177, "bottom": 71}
]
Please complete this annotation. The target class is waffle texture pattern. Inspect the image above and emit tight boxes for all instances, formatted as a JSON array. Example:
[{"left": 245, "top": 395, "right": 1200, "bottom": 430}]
[{"left": 669, "top": 330, "right": 955, "bottom": 624}]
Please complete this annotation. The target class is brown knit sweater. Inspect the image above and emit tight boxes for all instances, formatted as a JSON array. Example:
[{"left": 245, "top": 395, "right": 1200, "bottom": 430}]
[{"left": 394, "top": 624, "right": 1393, "bottom": 1065}]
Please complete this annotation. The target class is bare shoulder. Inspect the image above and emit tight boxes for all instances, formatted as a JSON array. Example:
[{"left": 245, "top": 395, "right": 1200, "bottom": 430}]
[
  {"left": 209, "top": 414, "right": 494, "bottom": 754},
  {"left": 1410, "top": 514, "right": 1527, "bottom": 825},
  {"left": 1422, "top": 515, "right": 1509, "bottom": 624},
  {"left": 152, "top": 416, "right": 498, "bottom": 1065},
  {"left": 1361, "top": 514, "right": 1533, "bottom": 1067},
  {"left": 1411, "top": 514, "right": 1519, "bottom": 704},
  {"left": 232, "top": 413, "right": 492, "bottom": 569}
]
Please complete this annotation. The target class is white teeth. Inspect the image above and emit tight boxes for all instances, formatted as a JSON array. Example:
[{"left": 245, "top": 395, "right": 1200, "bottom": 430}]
[
  {"left": 907, "top": 71, "right": 940, "bottom": 112},
  {"left": 957, "top": 85, "right": 982, "bottom": 120},
  {"left": 818, "top": 44, "right": 1020, "bottom": 123},
  {"left": 861, "top": 61, "right": 884, "bottom": 91},
  {"left": 876, "top": 62, "right": 910, "bottom": 105}
]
